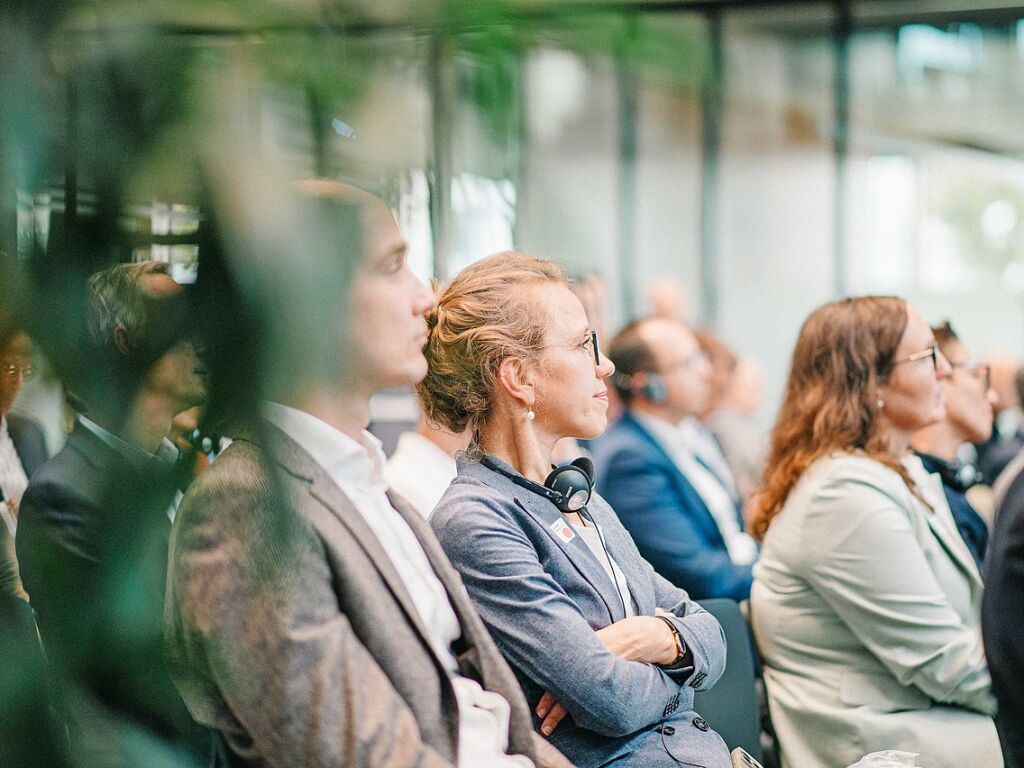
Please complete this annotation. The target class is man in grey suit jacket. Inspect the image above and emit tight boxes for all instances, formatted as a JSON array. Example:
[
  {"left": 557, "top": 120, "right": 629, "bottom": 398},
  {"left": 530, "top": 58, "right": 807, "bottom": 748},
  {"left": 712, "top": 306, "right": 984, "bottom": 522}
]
[{"left": 165, "top": 181, "right": 572, "bottom": 768}]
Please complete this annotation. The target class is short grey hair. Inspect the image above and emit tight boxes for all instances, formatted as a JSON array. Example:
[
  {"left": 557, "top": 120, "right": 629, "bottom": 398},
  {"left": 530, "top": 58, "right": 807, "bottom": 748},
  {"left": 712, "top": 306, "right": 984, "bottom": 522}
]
[{"left": 86, "top": 260, "right": 170, "bottom": 350}]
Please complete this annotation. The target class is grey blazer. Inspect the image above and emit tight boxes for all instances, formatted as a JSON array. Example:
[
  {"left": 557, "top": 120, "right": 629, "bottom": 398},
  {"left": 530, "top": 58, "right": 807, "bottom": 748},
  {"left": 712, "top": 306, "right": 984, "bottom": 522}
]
[
  {"left": 165, "top": 422, "right": 572, "bottom": 768},
  {"left": 430, "top": 455, "right": 732, "bottom": 768},
  {"left": 751, "top": 453, "right": 1001, "bottom": 768}
]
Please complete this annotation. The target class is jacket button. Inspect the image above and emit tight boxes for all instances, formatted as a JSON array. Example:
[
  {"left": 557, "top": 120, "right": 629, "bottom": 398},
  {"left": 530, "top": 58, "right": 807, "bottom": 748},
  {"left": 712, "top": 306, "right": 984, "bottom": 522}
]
[
  {"left": 692, "top": 717, "right": 709, "bottom": 732},
  {"left": 658, "top": 725, "right": 676, "bottom": 736}
]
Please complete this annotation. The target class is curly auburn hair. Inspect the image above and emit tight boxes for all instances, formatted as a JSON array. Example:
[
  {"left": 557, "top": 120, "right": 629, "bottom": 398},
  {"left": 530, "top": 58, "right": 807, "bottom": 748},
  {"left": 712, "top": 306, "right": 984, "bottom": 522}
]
[
  {"left": 749, "top": 296, "right": 924, "bottom": 540},
  {"left": 417, "top": 252, "right": 567, "bottom": 451}
]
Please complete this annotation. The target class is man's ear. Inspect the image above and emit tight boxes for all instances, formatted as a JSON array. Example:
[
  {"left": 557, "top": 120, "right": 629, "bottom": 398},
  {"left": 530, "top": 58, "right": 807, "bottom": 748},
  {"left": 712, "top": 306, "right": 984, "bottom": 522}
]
[
  {"left": 497, "top": 356, "right": 536, "bottom": 408},
  {"left": 113, "top": 325, "right": 133, "bottom": 357}
]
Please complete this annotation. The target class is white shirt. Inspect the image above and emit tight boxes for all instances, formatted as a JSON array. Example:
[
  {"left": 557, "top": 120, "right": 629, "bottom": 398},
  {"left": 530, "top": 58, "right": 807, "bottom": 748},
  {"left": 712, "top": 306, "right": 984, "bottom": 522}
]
[
  {"left": 679, "top": 416, "right": 740, "bottom": 502},
  {"left": 636, "top": 412, "right": 759, "bottom": 566},
  {"left": 384, "top": 431, "right": 457, "bottom": 519},
  {"left": 570, "top": 519, "right": 637, "bottom": 617},
  {"left": 0, "top": 417, "right": 28, "bottom": 535},
  {"left": 262, "top": 403, "right": 532, "bottom": 768}
]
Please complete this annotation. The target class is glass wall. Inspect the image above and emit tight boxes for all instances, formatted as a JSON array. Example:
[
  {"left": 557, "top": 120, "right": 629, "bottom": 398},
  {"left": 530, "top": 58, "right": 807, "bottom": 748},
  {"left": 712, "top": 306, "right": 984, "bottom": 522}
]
[{"left": 14, "top": 1, "right": 1024, "bottom": 433}]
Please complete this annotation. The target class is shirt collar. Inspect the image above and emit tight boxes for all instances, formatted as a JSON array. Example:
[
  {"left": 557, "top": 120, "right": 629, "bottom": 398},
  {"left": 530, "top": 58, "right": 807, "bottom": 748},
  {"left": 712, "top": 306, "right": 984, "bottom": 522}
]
[
  {"left": 262, "top": 401, "right": 386, "bottom": 492},
  {"left": 77, "top": 415, "right": 179, "bottom": 471},
  {"left": 632, "top": 411, "right": 687, "bottom": 452}
]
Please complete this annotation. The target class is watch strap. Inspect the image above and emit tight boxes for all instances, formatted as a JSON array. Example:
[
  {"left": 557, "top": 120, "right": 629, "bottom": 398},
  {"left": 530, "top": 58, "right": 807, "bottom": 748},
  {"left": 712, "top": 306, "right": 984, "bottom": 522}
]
[{"left": 655, "top": 614, "right": 686, "bottom": 667}]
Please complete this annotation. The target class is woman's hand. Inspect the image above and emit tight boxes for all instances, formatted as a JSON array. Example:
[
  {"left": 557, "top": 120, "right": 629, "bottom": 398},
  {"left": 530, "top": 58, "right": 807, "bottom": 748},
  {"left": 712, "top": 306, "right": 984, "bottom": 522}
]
[
  {"left": 534, "top": 613, "right": 679, "bottom": 737},
  {"left": 535, "top": 691, "right": 569, "bottom": 736},
  {"left": 595, "top": 615, "right": 678, "bottom": 665}
]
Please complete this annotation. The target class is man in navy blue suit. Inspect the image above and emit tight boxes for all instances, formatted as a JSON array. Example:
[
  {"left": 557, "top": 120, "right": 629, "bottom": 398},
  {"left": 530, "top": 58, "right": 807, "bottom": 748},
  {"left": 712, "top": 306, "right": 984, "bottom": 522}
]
[{"left": 592, "top": 318, "right": 757, "bottom": 601}]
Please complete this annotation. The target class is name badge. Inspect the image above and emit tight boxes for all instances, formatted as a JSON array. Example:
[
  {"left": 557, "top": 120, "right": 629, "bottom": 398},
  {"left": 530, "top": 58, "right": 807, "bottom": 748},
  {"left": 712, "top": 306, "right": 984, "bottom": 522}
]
[{"left": 549, "top": 517, "right": 576, "bottom": 544}]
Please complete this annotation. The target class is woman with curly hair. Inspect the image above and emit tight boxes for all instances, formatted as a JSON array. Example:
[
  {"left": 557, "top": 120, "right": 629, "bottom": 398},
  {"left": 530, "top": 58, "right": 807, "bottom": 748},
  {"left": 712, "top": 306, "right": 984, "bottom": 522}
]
[{"left": 749, "top": 297, "right": 1002, "bottom": 768}]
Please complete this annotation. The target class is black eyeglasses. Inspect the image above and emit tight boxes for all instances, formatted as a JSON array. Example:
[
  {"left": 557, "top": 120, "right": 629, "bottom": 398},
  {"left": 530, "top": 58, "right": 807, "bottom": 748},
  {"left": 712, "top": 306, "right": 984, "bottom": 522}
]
[
  {"left": 892, "top": 345, "right": 937, "bottom": 371},
  {"left": 581, "top": 329, "right": 600, "bottom": 366},
  {"left": 951, "top": 360, "right": 992, "bottom": 391}
]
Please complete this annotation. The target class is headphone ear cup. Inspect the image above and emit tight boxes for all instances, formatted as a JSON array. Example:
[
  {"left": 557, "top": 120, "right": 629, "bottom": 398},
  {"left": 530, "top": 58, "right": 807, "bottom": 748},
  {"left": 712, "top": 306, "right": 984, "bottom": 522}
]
[
  {"left": 641, "top": 374, "right": 668, "bottom": 405},
  {"left": 545, "top": 465, "right": 594, "bottom": 512}
]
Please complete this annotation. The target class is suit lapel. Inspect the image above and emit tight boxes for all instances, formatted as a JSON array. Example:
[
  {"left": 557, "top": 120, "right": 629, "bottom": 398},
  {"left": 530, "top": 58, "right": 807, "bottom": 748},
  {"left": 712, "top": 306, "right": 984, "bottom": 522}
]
[
  {"left": 465, "top": 459, "right": 627, "bottom": 622},
  {"left": 255, "top": 421, "right": 439, "bottom": 660},
  {"left": 624, "top": 413, "right": 727, "bottom": 545},
  {"left": 386, "top": 491, "right": 494, "bottom": 655},
  {"left": 915, "top": 470, "right": 984, "bottom": 591},
  {"left": 588, "top": 498, "right": 655, "bottom": 615}
]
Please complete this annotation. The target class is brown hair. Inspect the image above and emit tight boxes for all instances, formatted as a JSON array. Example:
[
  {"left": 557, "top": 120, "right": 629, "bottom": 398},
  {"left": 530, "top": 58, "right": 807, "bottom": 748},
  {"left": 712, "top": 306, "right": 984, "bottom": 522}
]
[
  {"left": 749, "top": 296, "right": 921, "bottom": 539},
  {"left": 931, "top": 321, "right": 959, "bottom": 358},
  {"left": 417, "top": 252, "right": 567, "bottom": 449}
]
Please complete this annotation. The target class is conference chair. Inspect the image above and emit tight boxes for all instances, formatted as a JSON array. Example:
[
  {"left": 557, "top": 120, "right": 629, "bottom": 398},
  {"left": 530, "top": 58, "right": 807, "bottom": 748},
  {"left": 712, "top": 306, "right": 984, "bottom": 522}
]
[{"left": 693, "top": 598, "right": 764, "bottom": 762}]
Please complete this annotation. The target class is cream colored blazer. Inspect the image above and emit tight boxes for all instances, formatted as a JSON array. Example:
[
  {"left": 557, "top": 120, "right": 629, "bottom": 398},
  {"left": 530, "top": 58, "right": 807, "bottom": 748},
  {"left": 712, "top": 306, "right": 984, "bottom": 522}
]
[{"left": 751, "top": 453, "right": 1002, "bottom": 768}]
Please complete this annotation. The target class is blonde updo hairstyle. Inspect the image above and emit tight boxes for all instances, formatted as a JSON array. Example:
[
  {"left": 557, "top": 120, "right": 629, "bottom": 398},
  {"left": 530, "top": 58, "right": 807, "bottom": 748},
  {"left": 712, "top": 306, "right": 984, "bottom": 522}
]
[{"left": 418, "top": 252, "right": 568, "bottom": 452}]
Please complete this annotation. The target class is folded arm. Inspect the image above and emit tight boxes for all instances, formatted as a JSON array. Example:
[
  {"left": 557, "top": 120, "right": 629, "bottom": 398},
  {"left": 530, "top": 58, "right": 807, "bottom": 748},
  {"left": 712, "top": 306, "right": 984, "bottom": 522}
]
[{"left": 432, "top": 495, "right": 684, "bottom": 739}]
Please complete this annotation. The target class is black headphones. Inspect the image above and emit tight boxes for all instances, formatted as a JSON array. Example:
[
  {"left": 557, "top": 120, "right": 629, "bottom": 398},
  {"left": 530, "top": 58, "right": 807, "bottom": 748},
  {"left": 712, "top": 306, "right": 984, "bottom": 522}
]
[
  {"left": 917, "top": 451, "right": 984, "bottom": 493},
  {"left": 937, "top": 460, "right": 984, "bottom": 493},
  {"left": 480, "top": 455, "right": 595, "bottom": 512},
  {"left": 611, "top": 371, "right": 668, "bottom": 405}
]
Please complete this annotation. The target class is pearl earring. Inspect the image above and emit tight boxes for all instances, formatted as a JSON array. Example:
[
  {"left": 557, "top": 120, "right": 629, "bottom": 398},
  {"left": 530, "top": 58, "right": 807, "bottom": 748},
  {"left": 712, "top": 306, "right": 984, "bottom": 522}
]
[
  {"left": 525, "top": 408, "right": 535, "bottom": 421},
  {"left": 877, "top": 399, "right": 885, "bottom": 409}
]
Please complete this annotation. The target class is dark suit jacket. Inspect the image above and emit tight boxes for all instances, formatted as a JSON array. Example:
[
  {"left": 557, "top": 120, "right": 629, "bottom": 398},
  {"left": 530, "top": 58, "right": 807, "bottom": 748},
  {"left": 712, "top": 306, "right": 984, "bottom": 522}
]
[
  {"left": 983, "top": 469, "right": 1024, "bottom": 768},
  {"left": 17, "top": 419, "right": 209, "bottom": 767},
  {"left": 592, "top": 412, "right": 753, "bottom": 601},
  {"left": 165, "top": 420, "right": 571, "bottom": 768},
  {"left": 7, "top": 412, "right": 49, "bottom": 479}
]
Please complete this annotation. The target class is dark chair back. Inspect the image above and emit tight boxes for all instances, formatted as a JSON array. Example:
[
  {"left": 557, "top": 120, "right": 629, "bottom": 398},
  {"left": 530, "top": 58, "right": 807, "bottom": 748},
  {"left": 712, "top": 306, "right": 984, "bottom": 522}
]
[{"left": 693, "top": 597, "right": 764, "bottom": 761}]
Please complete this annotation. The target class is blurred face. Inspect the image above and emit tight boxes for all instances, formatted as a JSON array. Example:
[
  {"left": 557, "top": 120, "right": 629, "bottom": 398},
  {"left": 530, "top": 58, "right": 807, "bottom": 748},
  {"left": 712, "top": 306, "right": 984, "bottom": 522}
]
[
  {"left": 641, "top": 319, "right": 712, "bottom": 423},
  {"left": 0, "top": 332, "right": 33, "bottom": 415},
  {"left": 941, "top": 339, "right": 997, "bottom": 444},
  {"left": 347, "top": 201, "right": 435, "bottom": 391},
  {"left": 877, "top": 306, "right": 952, "bottom": 441},
  {"left": 138, "top": 272, "right": 207, "bottom": 409},
  {"left": 532, "top": 284, "right": 616, "bottom": 442}
]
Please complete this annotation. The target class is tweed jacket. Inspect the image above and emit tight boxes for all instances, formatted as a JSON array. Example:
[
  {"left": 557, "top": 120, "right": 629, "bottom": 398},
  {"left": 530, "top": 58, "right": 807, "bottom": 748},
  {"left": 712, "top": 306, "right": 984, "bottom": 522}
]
[
  {"left": 430, "top": 455, "right": 732, "bottom": 768},
  {"left": 751, "top": 453, "right": 1001, "bottom": 768},
  {"left": 165, "top": 421, "right": 571, "bottom": 768}
]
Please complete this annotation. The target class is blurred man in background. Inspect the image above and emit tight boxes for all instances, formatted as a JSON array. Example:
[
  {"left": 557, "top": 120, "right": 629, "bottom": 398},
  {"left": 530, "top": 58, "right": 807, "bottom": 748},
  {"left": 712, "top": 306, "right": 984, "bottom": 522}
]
[
  {"left": 0, "top": 321, "right": 48, "bottom": 601},
  {"left": 17, "top": 261, "right": 210, "bottom": 767},
  {"left": 912, "top": 322, "right": 996, "bottom": 569},
  {"left": 594, "top": 318, "right": 757, "bottom": 601},
  {"left": 976, "top": 354, "right": 1023, "bottom": 482}
]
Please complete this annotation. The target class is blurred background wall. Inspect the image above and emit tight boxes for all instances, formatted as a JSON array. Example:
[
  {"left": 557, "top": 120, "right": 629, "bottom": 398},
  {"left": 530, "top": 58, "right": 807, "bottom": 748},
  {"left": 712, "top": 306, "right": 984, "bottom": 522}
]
[{"left": 6, "top": 0, "right": 1024, "bottom": 436}]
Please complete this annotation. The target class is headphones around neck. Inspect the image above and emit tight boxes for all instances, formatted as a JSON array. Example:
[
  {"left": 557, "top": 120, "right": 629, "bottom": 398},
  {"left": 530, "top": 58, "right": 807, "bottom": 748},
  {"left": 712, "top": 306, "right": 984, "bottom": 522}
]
[
  {"left": 937, "top": 460, "right": 984, "bottom": 493},
  {"left": 612, "top": 371, "right": 668, "bottom": 405},
  {"left": 482, "top": 453, "right": 632, "bottom": 620},
  {"left": 481, "top": 455, "right": 595, "bottom": 512}
]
